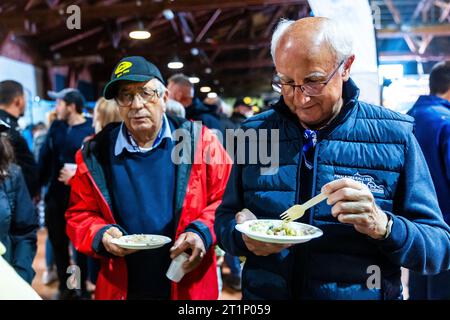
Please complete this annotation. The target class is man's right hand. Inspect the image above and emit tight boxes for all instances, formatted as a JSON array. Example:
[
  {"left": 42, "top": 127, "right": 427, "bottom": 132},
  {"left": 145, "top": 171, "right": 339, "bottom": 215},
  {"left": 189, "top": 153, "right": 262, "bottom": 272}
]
[
  {"left": 236, "top": 208, "right": 292, "bottom": 256},
  {"left": 101, "top": 227, "right": 137, "bottom": 257}
]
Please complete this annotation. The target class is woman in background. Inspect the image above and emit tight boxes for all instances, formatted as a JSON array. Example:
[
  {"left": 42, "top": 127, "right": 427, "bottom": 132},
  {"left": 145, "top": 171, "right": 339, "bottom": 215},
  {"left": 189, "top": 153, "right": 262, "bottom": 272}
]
[{"left": 0, "top": 119, "right": 38, "bottom": 284}]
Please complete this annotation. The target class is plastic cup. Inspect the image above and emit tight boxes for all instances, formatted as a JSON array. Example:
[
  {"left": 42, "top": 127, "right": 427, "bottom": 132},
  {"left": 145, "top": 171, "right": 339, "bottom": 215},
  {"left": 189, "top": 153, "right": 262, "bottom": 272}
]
[
  {"left": 166, "top": 252, "right": 189, "bottom": 283},
  {"left": 64, "top": 163, "right": 77, "bottom": 171}
]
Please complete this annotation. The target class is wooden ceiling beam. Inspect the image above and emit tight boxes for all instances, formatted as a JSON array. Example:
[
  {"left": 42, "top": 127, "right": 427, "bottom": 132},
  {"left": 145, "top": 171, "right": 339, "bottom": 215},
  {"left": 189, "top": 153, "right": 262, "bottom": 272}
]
[
  {"left": 384, "top": 0, "right": 402, "bottom": 25},
  {"left": 50, "top": 26, "right": 103, "bottom": 51},
  {"left": 377, "top": 24, "right": 450, "bottom": 38},
  {"left": 0, "top": 0, "right": 306, "bottom": 28},
  {"left": 379, "top": 51, "right": 450, "bottom": 62},
  {"left": 195, "top": 9, "right": 222, "bottom": 43}
]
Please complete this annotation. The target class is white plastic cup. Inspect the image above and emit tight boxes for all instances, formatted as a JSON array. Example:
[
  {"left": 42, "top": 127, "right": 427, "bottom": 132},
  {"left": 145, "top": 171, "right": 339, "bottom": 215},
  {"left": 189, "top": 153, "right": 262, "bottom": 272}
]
[
  {"left": 166, "top": 252, "right": 189, "bottom": 283},
  {"left": 64, "top": 163, "right": 77, "bottom": 171}
]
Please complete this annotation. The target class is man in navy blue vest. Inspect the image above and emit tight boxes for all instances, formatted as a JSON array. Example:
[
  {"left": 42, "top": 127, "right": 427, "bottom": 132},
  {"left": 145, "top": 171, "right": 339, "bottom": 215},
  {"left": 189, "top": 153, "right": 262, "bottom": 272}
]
[
  {"left": 215, "top": 17, "right": 450, "bottom": 300},
  {"left": 407, "top": 61, "right": 450, "bottom": 299}
]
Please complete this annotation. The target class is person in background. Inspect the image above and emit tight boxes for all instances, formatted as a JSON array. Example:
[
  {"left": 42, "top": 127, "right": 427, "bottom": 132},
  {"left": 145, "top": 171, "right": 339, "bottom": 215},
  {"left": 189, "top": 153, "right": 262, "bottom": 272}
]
[
  {"left": 38, "top": 88, "right": 94, "bottom": 299},
  {"left": 92, "top": 97, "right": 122, "bottom": 134},
  {"left": 50, "top": 97, "right": 122, "bottom": 293},
  {"left": 0, "top": 80, "right": 39, "bottom": 198},
  {"left": 229, "top": 98, "right": 254, "bottom": 128},
  {"left": 168, "top": 73, "right": 223, "bottom": 133},
  {"left": 407, "top": 61, "right": 450, "bottom": 300},
  {"left": 0, "top": 119, "right": 38, "bottom": 284},
  {"left": 166, "top": 99, "right": 186, "bottom": 118}
]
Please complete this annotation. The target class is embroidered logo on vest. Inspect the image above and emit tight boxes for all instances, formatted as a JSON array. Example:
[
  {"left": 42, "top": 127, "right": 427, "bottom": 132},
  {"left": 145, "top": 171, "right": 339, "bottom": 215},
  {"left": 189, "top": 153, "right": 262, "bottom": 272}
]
[{"left": 334, "top": 172, "right": 385, "bottom": 195}]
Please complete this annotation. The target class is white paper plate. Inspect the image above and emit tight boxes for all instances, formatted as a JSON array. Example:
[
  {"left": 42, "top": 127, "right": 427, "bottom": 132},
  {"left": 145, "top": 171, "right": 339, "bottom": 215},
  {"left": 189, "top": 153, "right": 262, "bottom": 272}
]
[
  {"left": 235, "top": 219, "right": 323, "bottom": 244},
  {"left": 111, "top": 234, "right": 172, "bottom": 250}
]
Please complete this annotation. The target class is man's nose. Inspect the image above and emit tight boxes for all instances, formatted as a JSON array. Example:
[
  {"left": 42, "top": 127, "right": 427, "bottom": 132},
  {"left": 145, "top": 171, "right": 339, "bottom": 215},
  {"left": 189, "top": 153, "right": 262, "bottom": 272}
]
[
  {"left": 130, "top": 94, "right": 145, "bottom": 109},
  {"left": 293, "top": 87, "right": 311, "bottom": 105}
]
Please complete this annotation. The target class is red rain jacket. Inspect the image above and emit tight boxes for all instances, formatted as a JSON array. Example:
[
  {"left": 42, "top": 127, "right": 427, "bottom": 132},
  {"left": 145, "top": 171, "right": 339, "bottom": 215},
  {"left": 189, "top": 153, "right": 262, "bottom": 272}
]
[{"left": 65, "top": 117, "right": 232, "bottom": 300}]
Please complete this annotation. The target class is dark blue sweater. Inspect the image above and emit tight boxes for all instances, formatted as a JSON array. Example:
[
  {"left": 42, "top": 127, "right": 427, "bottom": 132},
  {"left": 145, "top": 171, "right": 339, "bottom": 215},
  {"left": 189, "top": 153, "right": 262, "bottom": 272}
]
[
  {"left": 109, "top": 128, "right": 175, "bottom": 299},
  {"left": 407, "top": 95, "right": 450, "bottom": 223},
  {"left": 39, "top": 118, "right": 94, "bottom": 199}
]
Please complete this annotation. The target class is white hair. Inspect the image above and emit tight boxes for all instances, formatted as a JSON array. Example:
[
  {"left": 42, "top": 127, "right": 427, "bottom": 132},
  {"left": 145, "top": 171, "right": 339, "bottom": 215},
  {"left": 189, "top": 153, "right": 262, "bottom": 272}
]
[
  {"left": 166, "top": 98, "right": 186, "bottom": 118},
  {"left": 270, "top": 17, "right": 354, "bottom": 69},
  {"left": 270, "top": 18, "right": 294, "bottom": 62},
  {"left": 154, "top": 79, "right": 167, "bottom": 97}
]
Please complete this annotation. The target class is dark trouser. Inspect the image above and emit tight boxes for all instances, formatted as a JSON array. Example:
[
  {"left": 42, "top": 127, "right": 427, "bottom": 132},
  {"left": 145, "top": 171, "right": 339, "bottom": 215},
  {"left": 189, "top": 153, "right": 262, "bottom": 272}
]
[
  {"left": 45, "top": 194, "right": 88, "bottom": 294},
  {"left": 45, "top": 196, "right": 71, "bottom": 292},
  {"left": 409, "top": 270, "right": 450, "bottom": 300},
  {"left": 224, "top": 253, "right": 242, "bottom": 278}
]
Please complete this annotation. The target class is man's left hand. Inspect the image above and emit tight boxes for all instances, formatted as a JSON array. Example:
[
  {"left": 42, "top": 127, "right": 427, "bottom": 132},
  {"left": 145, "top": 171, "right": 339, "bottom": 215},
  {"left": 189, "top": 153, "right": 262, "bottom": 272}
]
[
  {"left": 170, "top": 232, "right": 206, "bottom": 273},
  {"left": 321, "top": 178, "right": 389, "bottom": 240}
]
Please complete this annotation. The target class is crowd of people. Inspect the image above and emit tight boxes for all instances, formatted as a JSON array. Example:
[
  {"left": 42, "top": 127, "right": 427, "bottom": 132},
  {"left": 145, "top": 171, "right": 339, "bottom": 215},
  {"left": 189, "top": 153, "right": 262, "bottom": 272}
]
[{"left": 0, "top": 16, "right": 449, "bottom": 300}]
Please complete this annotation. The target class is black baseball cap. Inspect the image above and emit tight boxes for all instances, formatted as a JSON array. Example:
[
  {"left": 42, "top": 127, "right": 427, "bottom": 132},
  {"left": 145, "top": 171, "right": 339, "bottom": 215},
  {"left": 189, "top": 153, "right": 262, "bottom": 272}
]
[
  {"left": 234, "top": 98, "right": 253, "bottom": 109},
  {"left": 103, "top": 56, "right": 165, "bottom": 99},
  {"left": 47, "top": 88, "right": 85, "bottom": 110}
]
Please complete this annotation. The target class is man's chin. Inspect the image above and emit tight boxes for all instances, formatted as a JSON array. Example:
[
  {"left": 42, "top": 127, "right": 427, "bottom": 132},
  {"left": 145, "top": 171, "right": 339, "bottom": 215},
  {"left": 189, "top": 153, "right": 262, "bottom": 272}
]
[
  {"left": 129, "top": 123, "right": 154, "bottom": 134},
  {"left": 296, "top": 111, "right": 321, "bottom": 128}
]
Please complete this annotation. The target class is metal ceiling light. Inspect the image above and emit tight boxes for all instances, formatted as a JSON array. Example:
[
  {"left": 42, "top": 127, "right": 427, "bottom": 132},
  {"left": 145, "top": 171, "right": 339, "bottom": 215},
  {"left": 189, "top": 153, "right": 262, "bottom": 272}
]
[
  {"left": 207, "top": 92, "right": 217, "bottom": 98},
  {"left": 190, "top": 48, "right": 199, "bottom": 56},
  {"left": 163, "top": 9, "right": 175, "bottom": 20},
  {"left": 189, "top": 76, "right": 200, "bottom": 84},
  {"left": 129, "top": 21, "right": 151, "bottom": 40},
  {"left": 168, "top": 56, "right": 184, "bottom": 69},
  {"left": 200, "top": 86, "right": 211, "bottom": 93}
]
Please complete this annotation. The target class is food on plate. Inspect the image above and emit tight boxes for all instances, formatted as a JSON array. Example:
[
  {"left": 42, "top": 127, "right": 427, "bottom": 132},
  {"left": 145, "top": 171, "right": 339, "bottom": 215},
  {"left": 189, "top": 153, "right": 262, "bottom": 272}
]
[
  {"left": 121, "top": 234, "right": 166, "bottom": 245},
  {"left": 249, "top": 220, "right": 316, "bottom": 237}
]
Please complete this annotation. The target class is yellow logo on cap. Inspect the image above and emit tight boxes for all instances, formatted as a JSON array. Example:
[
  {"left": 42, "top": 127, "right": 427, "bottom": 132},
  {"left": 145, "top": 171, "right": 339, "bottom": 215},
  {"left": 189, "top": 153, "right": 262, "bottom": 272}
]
[{"left": 115, "top": 61, "right": 133, "bottom": 78}]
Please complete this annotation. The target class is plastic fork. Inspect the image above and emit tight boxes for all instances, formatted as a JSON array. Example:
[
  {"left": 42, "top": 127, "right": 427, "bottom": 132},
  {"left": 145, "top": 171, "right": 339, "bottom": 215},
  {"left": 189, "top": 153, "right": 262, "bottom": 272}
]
[{"left": 280, "top": 193, "right": 328, "bottom": 222}]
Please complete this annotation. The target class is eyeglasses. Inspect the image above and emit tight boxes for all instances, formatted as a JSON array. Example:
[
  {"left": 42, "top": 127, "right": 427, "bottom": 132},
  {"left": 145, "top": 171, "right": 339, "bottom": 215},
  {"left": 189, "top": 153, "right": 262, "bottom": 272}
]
[
  {"left": 272, "top": 60, "right": 345, "bottom": 97},
  {"left": 115, "top": 87, "right": 160, "bottom": 107}
]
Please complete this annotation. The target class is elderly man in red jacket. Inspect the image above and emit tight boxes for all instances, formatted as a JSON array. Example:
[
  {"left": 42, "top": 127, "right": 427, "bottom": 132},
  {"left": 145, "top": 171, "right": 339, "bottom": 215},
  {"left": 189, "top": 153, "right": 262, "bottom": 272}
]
[{"left": 65, "top": 56, "right": 232, "bottom": 300}]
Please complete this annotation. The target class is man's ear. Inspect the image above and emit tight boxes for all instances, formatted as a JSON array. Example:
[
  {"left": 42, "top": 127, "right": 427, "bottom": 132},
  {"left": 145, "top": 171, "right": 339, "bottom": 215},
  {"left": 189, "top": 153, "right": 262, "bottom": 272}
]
[
  {"left": 162, "top": 90, "right": 169, "bottom": 112},
  {"left": 13, "top": 95, "right": 24, "bottom": 108},
  {"left": 342, "top": 55, "right": 355, "bottom": 81},
  {"left": 163, "top": 89, "right": 169, "bottom": 103}
]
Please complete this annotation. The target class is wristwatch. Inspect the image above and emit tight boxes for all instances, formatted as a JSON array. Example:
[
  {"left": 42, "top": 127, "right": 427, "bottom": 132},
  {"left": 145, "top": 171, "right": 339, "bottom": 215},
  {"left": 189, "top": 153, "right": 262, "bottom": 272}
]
[{"left": 383, "top": 216, "right": 393, "bottom": 239}]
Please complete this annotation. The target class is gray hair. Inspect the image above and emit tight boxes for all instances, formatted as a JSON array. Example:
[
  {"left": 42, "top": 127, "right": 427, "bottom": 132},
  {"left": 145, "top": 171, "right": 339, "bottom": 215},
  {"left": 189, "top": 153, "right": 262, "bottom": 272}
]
[
  {"left": 167, "top": 73, "right": 193, "bottom": 88},
  {"left": 166, "top": 98, "right": 186, "bottom": 118},
  {"left": 270, "top": 18, "right": 354, "bottom": 68},
  {"left": 154, "top": 79, "right": 167, "bottom": 97}
]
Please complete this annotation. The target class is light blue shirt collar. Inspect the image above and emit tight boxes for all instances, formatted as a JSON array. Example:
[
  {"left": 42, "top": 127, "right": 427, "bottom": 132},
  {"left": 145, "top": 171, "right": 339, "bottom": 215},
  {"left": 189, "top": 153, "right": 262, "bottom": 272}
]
[{"left": 114, "top": 113, "right": 172, "bottom": 156}]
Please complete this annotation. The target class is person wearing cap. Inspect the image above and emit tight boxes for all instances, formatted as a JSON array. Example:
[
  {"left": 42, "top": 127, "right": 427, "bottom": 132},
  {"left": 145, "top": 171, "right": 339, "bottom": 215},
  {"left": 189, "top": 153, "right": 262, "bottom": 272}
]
[
  {"left": 65, "top": 56, "right": 232, "bottom": 300},
  {"left": 0, "top": 119, "right": 38, "bottom": 284},
  {"left": 38, "top": 88, "right": 94, "bottom": 299},
  {"left": 0, "top": 80, "right": 39, "bottom": 198},
  {"left": 230, "top": 98, "right": 254, "bottom": 128}
]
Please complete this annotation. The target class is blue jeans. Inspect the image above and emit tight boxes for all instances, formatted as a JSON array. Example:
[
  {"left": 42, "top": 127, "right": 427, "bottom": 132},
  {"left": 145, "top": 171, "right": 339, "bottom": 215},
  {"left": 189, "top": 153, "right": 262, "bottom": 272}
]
[
  {"left": 45, "top": 238, "right": 54, "bottom": 269},
  {"left": 224, "top": 253, "right": 241, "bottom": 278}
]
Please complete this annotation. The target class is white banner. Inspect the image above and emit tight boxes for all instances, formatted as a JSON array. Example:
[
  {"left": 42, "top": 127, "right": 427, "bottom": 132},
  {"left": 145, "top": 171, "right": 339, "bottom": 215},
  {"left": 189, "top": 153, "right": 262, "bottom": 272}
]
[{"left": 308, "top": 0, "right": 380, "bottom": 105}]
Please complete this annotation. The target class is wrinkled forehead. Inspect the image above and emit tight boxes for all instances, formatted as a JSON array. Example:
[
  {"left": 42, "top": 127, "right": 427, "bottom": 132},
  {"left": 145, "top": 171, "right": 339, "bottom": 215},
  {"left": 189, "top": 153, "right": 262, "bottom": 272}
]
[{"left": 275, "top": 35, "right": 338, "bottom": 79}]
